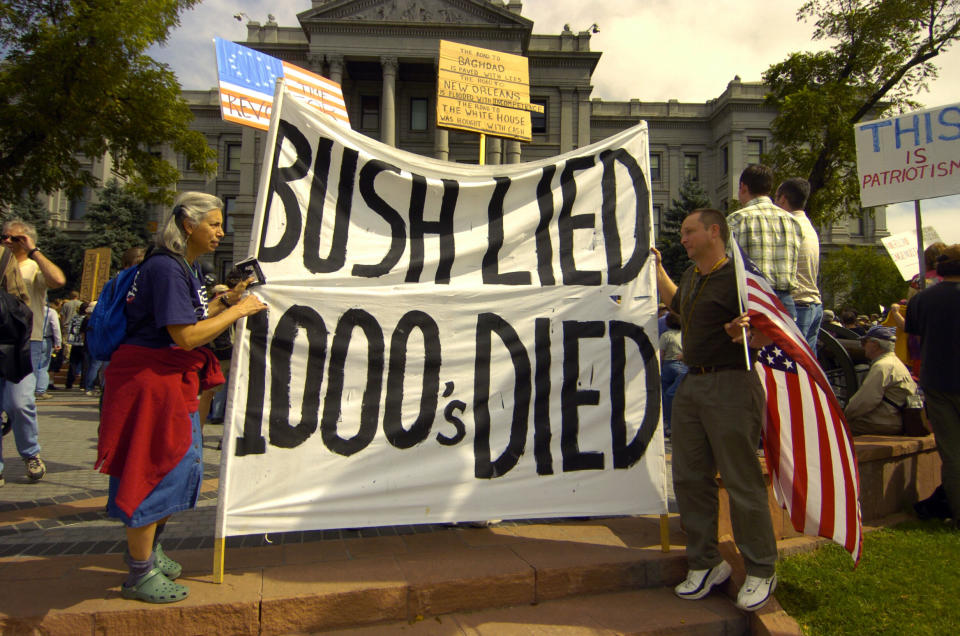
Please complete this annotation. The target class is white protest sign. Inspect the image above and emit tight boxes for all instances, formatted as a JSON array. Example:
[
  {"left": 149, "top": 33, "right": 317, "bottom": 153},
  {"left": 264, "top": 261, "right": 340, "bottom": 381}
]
[
  {"left": 880, "top": 226, "right": 944, "bottom": 281},
  {"left": 217, "top": 87, "right": 665, "bottom": 536},
  {"left": 855, "top": 102, "right": 960, "bottom": 208}
]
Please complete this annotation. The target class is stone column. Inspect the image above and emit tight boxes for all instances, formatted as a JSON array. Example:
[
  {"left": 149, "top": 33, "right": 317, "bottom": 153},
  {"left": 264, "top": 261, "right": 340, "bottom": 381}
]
[
  {"left": 307, "top": 53, "right": 324, "bottom": 74},
  {"left": 505, "top": 140, "right": 522, "bottom": 164},
  {"left": 560, "top": 89, "right": 574, "bottom": 153},
  {"left": 577, "top": 88, "right": 592, "bottom": 149},
  {"left": 327, "top": 54, "right": 344, "bottom": 85},
  {"left": 486, "top": 137, "right": 502, "bottom": 165},
  {"left": 434, "top": 128, "right": 449, "bottom": 161},
  {"left": 380, "top": 56, "right": 398, "bottom": 147},
  {"left": 234, "top": 126, "right": 259, "bottom": 263}
]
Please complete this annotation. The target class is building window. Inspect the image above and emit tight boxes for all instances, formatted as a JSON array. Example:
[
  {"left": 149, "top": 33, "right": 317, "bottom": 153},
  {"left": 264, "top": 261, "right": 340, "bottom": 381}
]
[
  {"left": 653, "top": 204, "right": 662, "bottom": 238},
  {"left": 223, "top": 196, "right": 236, "bottom": 233},
  {"left": 361, "top": 95, "right": 380, "bottom": 130},
  {"left": 721, "top": 145, "right": 729, "bottom": 175},
  {"left": 410, "top": 97, "right": 428, "bottom": 131},
  {"left": 69, "top": 187, "right": 90, "bottom": 220},
  {"left": 746, "top": 138, "right": 764, "bottom": 165},
  {"left": 684, "top": 154, "right": 699, "bottom": 182},
  {"left": 650, "top": 153, "right": 662, "bottom": 182},
  {"left": 225, "top": 143, "right": 241, "bottom": 172},
  {"left": 531, "top": 98, "right": 547, "bottom": 134}
]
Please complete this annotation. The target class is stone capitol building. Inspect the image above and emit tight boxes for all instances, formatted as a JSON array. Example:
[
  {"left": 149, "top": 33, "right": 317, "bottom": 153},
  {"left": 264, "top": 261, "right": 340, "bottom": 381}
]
[{"left": 50, "top": 0, "right": 888, "bottom": 283}]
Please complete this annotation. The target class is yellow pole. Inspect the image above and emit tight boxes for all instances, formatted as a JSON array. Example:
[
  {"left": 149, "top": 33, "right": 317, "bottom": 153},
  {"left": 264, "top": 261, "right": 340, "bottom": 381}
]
[
  {"left": 660, "top": 514, "right": 670, "bottom": 553},
  {"left": 213, "top": 537, "right": 226, "bottom": 583},
  {"left": 479, "top": 133, "right": 486, "bottom": 166}
]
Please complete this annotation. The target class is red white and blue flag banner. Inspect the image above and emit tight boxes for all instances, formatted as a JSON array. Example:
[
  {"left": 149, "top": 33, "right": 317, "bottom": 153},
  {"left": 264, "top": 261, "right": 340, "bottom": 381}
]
[
  {"left": 214, "top": 37, "right": 349, "bottom": 131},
  {"left": 731, "top": 242, "right": 863, "bottom": 563}
]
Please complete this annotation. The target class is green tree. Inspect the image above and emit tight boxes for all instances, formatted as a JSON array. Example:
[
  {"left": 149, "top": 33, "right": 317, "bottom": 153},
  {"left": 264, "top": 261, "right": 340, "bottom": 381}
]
[
  {"left": 656, "top": 179, "right": 711, "bottom": 279},
  {"left": 0, "top": 0, "right": 217, "bottom": 206},
  {"left": 763, "top": 0, "right": 960, "bottom": 225},
  {"left": 821, "top": 245, "right": 908, "bottom": 313},
  {"left": 82, "top": 180, "right": 153, "bottom": 272}
]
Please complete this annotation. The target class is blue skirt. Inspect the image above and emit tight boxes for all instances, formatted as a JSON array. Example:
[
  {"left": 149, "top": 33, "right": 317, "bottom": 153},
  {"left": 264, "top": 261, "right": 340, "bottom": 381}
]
[{"left": 107, "top": 411, "right": 203, "bottom": 528}]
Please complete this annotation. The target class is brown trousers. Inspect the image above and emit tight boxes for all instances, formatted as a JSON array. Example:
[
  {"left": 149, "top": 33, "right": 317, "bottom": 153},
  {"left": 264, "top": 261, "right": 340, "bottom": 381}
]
[{"left": 671, "top": 369, "right": 778, "bottom": 578}]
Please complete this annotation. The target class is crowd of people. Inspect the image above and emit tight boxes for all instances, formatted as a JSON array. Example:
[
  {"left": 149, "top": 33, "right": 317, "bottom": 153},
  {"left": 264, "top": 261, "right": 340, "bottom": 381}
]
[
  {"left": 654, "top": 163, "right": 959, "bottom": 614},
  {"left": 1, "top": 171, "right": 956, "bottom": 610}
]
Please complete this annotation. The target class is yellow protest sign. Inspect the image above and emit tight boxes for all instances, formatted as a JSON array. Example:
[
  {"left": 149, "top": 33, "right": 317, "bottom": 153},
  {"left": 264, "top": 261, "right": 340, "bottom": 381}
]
[
  {"left": 437, "top": 40, "right": 542, "bottom": 143},
  {"left": 80, "top": 247, "right": 112, "bottom": 302}
]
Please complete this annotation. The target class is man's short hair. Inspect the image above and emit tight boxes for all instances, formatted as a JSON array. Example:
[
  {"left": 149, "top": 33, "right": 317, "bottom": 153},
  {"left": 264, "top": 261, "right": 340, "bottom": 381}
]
[
  {"left": 739, "top": 164, "right": 774, "bottom": 197},
  {"left": 924, "top": 241, "right": 947, "bottom": 271},
  {"left": 775, "top": 178, "right": 810, "bottom": 211},
  {"left": 936, "top": 243, "right": 960, "bottom": 277},
  {"left": 121, "top": 246, "right": 146, "bottom": 269},
  {"left": 688, "top": 208, "right": 729, "bottom": 244},
  {"left": 2, "top": 218, "right": 38, "bottom": 244}
]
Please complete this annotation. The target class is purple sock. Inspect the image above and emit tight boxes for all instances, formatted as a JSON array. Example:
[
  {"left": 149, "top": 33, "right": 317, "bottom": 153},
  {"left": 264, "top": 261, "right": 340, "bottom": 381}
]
[{"left": 124, "top": 552, "right": 156, "bottom": 588}]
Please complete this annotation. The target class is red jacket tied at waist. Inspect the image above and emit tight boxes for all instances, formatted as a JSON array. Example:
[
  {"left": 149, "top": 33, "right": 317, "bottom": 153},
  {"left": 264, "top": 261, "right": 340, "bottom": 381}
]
[{"left": 96, "top": 344, "right": 224, "bottom": 517}]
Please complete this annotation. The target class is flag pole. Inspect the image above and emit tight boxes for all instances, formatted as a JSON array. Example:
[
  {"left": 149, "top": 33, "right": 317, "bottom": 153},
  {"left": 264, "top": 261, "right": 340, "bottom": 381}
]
[
  {"left": 730, "top": 245, "right": 752, "bottom": 371},
  {"left": 914, "top": 199, "right": 925, "bottom": 290}
]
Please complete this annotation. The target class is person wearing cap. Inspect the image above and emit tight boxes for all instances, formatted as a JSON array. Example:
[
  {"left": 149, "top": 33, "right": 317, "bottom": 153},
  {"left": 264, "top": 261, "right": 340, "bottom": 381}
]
[{"left": 844, "top": 326, "right": 917, "bottom": 436}]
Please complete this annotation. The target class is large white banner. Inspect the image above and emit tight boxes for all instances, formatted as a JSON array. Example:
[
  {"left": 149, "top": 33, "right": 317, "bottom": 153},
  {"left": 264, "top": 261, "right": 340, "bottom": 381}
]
[
  {"left": 855, "top": 102, "right": 960, "bottom": 207},
  {"left": 217, "top": 87, "right": 665, "bottom": 536}
]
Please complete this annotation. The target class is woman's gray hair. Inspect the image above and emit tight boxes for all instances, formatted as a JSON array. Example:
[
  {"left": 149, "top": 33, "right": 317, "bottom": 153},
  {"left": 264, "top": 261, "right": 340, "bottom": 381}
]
[{"left": 156, "top": 192, "right": 223, "bottom": 255}]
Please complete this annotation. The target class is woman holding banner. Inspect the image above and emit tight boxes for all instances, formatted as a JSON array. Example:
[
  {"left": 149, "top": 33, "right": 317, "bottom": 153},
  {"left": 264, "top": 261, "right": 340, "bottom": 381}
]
[{"left": 96, "top": 192, "right": 267, "bottom": 603}]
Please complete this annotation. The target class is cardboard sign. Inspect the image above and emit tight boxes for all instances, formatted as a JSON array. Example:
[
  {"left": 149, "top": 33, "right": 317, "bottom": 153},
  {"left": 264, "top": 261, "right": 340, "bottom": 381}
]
[
  {"left": 436, "top": 40, "right": 543, "bottom": 142},
  {"left": 880, "top": 226, "right": 943, "bottom": 281},
  {"left": 855, "top": 102, "right": 960, "bottom": 207},
  {"left": 216, "top": 87, "right": 664, "bottom": 536},
  {"left": 79, "top": 247, "right": 111, "bottom": 302}
]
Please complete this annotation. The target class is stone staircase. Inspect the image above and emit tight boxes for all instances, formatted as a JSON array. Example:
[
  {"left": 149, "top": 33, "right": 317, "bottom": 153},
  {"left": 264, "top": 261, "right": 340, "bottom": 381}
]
[{"left": 0, "top": 515, "right": 763, "bottom": 634}]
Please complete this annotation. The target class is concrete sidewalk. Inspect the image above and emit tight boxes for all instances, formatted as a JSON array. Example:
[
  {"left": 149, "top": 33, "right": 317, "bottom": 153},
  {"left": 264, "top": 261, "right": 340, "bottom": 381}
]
[{"left": 1, "top": 388, "right": 803, "bottom": 635}]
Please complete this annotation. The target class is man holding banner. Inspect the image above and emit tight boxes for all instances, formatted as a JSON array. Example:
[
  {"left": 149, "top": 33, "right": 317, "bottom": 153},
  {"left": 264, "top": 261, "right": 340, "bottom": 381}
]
[{"left": 652, "top": 209, "right": 778, "bottom": 612}]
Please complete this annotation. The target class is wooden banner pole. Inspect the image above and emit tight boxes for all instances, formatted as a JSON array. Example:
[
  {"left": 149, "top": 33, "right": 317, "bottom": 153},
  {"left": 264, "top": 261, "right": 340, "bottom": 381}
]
[
  {"left": 213, "top": 537, "right": 226, "bottom": 583},
  {"left": 660, "top": 514, "right": 671, "bottom": 553}
]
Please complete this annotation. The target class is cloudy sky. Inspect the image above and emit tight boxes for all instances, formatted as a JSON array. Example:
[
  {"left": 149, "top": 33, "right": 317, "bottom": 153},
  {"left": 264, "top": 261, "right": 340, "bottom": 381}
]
[{"left": 150, "top": 0, "right": 959, "bottom": 242}]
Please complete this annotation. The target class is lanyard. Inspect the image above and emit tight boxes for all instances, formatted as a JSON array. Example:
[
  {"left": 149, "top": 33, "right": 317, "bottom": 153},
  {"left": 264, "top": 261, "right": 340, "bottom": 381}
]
[{"left": 680, "top": 256, "right": 728, "bottom": 341}]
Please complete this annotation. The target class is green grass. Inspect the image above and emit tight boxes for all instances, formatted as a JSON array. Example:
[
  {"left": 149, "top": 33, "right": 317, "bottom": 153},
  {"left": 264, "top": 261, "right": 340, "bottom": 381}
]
[{"left": 775, "top": 519, "right": 960, "bottom": 635}]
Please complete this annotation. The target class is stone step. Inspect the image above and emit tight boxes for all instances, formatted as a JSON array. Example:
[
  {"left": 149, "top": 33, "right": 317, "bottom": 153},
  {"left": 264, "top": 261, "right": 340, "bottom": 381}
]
[
  {"left": 1, "top": 515, "right": 701, "bottom": 635},
  {"left": 323, "top": 587, "right": 748, "bottom": 635}
]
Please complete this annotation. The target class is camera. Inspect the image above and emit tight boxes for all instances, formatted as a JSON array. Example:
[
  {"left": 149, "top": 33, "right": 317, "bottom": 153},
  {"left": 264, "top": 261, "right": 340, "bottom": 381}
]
[{"left": 231, "top": 257, "right": 266, "bottom": 287}]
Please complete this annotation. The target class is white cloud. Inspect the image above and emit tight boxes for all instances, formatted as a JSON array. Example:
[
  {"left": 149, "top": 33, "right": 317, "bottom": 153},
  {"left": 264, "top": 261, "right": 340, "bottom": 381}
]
[
  {"left": 151, "top": 0, "right": 960, "bottom": 239},
  {"left": 153, "top": 1, "right": 960, "bottom": 107},
  {"left": 886, "top": 196, "right": 960, "bottom": 245}
]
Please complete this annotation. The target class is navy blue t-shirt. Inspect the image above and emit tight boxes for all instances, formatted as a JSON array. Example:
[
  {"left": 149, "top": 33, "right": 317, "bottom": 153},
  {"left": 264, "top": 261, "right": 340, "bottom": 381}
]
[{"left": 124, "top": 254, "right": 209, "bottom": 349}]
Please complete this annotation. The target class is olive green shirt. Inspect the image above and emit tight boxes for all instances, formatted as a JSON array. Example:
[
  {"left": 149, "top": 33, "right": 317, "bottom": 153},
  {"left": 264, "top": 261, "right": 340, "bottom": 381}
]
[{"left": 670, "top": 260, "right": 756, "bottom": 369}]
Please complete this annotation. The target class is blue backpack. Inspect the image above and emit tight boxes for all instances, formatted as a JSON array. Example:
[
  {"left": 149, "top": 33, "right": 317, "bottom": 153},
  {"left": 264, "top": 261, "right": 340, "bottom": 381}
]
[{"left": 86, "top": 250, "right": 193, "bottom": 361}]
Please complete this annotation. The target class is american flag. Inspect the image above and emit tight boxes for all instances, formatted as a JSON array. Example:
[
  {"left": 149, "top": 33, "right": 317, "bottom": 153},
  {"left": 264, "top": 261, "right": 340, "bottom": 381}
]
[
  {"left": 214, "top": 37, "right": 350, "bottom": 131},
  {"left": 731, "top": 242, "right": 863, "bottom": 563}
]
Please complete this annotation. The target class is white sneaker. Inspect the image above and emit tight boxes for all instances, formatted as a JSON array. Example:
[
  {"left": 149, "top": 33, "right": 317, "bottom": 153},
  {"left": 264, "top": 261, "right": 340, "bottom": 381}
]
[
  {"left": 674, "top": 560, "right": 732, "bottom": 600},
  {"left": 736, "top": 573, "right": 777, "bottom": 611}
]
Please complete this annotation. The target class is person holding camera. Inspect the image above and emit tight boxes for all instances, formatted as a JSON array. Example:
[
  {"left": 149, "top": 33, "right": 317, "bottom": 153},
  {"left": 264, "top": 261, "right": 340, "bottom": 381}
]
[
  {"left": 95, "top": 192, "right": 266, "bottom": 603},
  {"left": 0, "top": 219, "right": 66, "bottom": 486}
]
